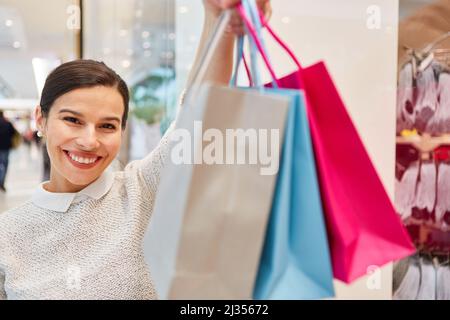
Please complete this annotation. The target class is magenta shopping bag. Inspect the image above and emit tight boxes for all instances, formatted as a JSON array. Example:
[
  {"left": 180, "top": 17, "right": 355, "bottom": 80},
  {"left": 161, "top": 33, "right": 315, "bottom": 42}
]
[{"left": 238, "top": 4, "right": 415, "bottom": 283}]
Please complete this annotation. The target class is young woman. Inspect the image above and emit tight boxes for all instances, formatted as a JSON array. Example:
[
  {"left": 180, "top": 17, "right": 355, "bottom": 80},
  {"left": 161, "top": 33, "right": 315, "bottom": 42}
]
[{"left": 0, "top": 0, "right": 270, "bottom": 300}]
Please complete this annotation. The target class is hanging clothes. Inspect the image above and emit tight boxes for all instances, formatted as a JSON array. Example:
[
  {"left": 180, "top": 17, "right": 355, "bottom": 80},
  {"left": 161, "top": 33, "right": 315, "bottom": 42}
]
[
  {"left": 395, "top": 161, "right": 420, "bottom": 219},
  {"left": 395, "top": 34, "right": 450, "bottom": 253},
  {"left": 395, "top": 31, "right": 450, "bottom": 300},
  {"left": 414, "top": 63, "right": 439, "bottom": 132},
  {"left": 397, "top": 62, "right": 415, "bottom": 133},
  {"left": 436, "top": 163, "right": 450, "bottom": 228},
  {"left": 436, "top": 261, "right": 450, "bottom": 299},
  {"left": 394, "top": 254, "right": 450, "bottom": 300},
  {"left": 427, "top": 72, "right": 450, "bottom": 134},
  {"left": 414, "top": 162, "right": 437, "bottom": 218}
]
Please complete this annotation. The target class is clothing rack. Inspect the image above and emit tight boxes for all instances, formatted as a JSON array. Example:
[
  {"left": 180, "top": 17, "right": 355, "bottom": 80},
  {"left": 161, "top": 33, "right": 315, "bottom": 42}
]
[
  {"left": 396, "top": 33, "right": 450, "bottom": 258},
  {"left": 396, "top": 134, "right": 450, "bottom": 155}
]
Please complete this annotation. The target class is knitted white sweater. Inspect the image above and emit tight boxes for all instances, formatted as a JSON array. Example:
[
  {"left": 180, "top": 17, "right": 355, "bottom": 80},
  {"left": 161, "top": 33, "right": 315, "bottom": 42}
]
[{"left": 0, "top": 126, "right": 173, "bottom": 300}]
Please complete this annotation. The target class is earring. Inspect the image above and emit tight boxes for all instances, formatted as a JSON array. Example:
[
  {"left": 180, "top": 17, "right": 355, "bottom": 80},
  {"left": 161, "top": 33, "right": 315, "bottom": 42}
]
[{"left": 37, "top": 131, "right": 43, "bottom": 138}]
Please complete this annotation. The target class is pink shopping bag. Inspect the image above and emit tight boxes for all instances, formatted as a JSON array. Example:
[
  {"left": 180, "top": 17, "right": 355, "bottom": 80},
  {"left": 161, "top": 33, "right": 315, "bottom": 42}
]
[{"left": 238, "top": 4, "right": 416, "bottom": 283}]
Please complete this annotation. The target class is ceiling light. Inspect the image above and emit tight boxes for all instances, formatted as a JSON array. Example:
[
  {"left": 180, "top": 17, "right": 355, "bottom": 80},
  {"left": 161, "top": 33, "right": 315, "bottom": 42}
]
[
  {"left": 281, "top": 16, "right": 291, "bottom": 24},
  {"left": 179, "top": 6, "right": 188, "bottom": 14}
]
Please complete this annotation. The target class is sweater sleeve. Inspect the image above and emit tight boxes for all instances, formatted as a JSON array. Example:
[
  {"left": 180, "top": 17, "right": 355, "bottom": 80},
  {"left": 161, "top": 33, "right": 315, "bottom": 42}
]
[
  {"left": 0, "top": 270, "right": 6, "bottom": 300},
  {"left": 124, "top": 121, "right": 175, "bottom": 197}
]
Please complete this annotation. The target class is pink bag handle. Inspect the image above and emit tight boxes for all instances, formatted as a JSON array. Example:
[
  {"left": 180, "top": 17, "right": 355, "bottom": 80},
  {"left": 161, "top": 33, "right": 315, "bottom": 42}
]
[
  {"left": 237, "top": 4, "right": 304, "bottom": 84},
  {"left": 237, "top": 4, "right": 281, "bottom": 87},
  {"left": 259, "top": 12, "right": 303, "bottom": 71},
  {"left": 242, "top": 52, "right": 254, "bottom": 86}
]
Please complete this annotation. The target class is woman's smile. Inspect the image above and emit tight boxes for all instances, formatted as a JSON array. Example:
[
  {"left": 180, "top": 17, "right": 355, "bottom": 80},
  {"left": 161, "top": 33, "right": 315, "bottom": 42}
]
[{"left": 62, "top": 149, "right": 104, "bottom": 169}]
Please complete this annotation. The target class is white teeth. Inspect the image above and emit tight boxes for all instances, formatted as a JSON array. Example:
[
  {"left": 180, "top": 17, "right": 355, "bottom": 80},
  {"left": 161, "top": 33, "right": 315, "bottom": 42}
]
[{"left": 68, "top": 152, "right": 97, "bottom": 164}]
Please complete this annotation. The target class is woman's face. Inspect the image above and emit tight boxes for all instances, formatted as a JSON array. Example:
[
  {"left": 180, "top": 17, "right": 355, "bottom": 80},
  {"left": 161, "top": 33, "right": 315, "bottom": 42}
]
[{"left": 36, "top": 85, "right": 124, "bottom": 193}]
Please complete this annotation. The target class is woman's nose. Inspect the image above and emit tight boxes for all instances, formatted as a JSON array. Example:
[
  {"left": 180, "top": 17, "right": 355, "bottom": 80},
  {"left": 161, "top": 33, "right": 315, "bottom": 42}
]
[{"left": 75, "top": 126, "right": 100, "bottom": 150}]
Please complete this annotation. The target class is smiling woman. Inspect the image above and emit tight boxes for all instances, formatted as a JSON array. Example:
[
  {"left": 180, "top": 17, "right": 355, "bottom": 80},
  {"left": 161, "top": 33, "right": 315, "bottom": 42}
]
[
  {"left": 35, "top": 60, "right": 128, "bottom": 193},
  {"left": 0, "top": 0, "right": 254, "bottom": 300},
  {"left": 0, "top": 59, "right": 177, "bottom": 300}
]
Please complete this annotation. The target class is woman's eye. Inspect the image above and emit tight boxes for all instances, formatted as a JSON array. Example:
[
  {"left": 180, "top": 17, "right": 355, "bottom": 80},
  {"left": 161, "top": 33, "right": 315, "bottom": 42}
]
[
  {"left": 63, "top": 117, "right": 80, "bottom": 124},
  {"left": 101, "top": 124, "right": 116, "bottom": 130}
]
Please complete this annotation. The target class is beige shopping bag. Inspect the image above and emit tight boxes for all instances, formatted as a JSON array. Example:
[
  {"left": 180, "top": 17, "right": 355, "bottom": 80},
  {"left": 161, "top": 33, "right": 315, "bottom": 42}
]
[{"left": 143, "top": 83, "right": 289, "bottom": 299}]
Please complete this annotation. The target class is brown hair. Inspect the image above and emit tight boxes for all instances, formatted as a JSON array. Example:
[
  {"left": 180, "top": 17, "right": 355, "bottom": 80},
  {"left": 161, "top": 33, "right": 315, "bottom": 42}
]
[{"left": 39, "top": 59, "right": 129, "bottom": 129}]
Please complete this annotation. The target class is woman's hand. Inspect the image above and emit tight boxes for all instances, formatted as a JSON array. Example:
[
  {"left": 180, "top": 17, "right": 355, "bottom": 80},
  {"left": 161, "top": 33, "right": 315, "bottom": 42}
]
[
  {"left": 184, "top": 0, "right": 272, "bottom": 91},
  {"left": 204, "top": 0, "right": 272, "bottom": 35}
]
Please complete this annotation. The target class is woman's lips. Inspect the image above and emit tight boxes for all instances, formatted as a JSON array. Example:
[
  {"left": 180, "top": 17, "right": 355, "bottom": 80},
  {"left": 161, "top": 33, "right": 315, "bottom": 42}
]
[{"left": 63, "top": 150, "right": 103, "bottom": 169}]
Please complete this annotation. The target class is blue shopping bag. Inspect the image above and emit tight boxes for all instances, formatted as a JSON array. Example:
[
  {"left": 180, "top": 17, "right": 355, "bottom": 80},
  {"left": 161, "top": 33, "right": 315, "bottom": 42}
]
[
  {"left": 232, "top": 0, "right": 335, "bottom": 299},
  {"left": 253, "top": 90, "right": 335, "bottom": 300}
]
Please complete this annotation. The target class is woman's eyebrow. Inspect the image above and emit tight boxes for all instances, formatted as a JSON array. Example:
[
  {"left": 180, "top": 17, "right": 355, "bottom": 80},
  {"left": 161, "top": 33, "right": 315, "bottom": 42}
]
[
  {"left": 101, "top": 116, "right": 121, "bottom": 123},
  {"left": 59, "top": 108, "right": 120, "bottom": 123},
  {"left": 59, "top": 108, "right": 83, "bottom": 116}
]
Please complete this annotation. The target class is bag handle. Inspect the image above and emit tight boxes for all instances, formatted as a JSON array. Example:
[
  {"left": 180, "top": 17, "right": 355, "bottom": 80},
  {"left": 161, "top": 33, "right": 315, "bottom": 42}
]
[
  {"left": 183, "top": 10, "right": 231, "bottom": 106},
  {"left": 231, "top": 0, "right": 277, "bottom": 88},
  {"left": 237, "top": 3, "right": 306, "bottom": 87},
  {"left": 231, "top": 36, "right": 254, "bottom": 86},
  {"left": 258, "top": 11, "right": 302, "bottom": 70},
  {"left": 236, "top": 4, "right": 281, "bottom": 87},
  {"left": 244, "top": 0, "right": 274, "bottom": 80}
]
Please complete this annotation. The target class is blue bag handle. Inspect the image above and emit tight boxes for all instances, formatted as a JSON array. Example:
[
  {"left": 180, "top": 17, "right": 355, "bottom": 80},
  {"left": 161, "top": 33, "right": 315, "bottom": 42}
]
[{"left": 230, "top": 0, "right": 277, "bottom": 88}]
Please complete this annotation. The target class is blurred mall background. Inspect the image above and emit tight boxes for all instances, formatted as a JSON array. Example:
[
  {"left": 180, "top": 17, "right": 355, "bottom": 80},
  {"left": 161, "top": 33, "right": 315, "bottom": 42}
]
[
  {"left": 0, "top": 0, "right": 179, "bottom": 211},
  {"left": 0, "top": 0, "right": 439, "bottom": 213}
]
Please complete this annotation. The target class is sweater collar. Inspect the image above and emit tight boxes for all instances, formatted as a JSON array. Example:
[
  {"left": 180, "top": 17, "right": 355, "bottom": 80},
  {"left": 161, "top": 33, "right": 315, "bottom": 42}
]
[{"left": 31, "top": 171, "right": 115, "bottom": 213}]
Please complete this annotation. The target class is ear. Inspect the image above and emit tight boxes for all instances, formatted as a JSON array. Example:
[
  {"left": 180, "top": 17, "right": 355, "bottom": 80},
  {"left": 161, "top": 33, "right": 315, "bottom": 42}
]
[{"left": 35, "top": 105, "right": 46, "bottom": 134}]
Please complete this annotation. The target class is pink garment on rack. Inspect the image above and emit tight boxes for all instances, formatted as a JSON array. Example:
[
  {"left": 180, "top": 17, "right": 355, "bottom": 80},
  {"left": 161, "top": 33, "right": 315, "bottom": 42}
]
[
  {"left": 436, "top": 163, "right": 450, "bottom": 226},
  {"left": 395, "top": 162, "right": 420, "bottom": 219},
  {"left": 427, "top": 72, "right": 450, "bottom": 134},
  {"left": 397, "top": 63, "right": 416, "bottom": 133},
  {"left": 415, "top": 64, "right": 439, "bottom": 132},
  {"left": 415, "top": 163, "right": 437, "bottom": 214}
]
